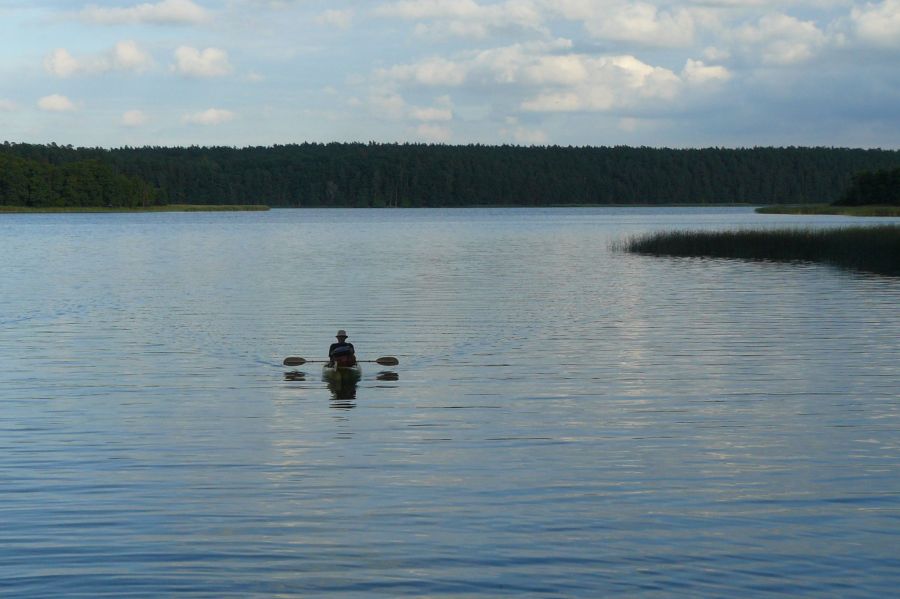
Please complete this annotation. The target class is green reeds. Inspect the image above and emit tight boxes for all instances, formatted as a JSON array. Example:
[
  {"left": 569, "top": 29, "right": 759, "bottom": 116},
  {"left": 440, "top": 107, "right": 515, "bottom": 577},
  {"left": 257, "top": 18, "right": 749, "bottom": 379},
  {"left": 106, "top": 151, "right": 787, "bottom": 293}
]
[{"left": 619, "top": 226, "right": 900, "bottom": 276}]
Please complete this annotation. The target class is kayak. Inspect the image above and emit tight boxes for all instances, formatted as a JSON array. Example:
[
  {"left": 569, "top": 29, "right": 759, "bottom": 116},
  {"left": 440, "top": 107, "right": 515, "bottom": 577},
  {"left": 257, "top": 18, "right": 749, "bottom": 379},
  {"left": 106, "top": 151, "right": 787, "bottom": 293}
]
[{"left": 322, "top": 363, "right": 362, "bottom": 383}]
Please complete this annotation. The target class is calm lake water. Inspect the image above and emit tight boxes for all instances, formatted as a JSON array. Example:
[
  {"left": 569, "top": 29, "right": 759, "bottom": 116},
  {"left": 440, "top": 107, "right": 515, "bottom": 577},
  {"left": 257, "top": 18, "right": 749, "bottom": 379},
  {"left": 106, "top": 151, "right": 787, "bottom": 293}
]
[{"left": 1, "top": 207, "right": 898, "bottom": 597}]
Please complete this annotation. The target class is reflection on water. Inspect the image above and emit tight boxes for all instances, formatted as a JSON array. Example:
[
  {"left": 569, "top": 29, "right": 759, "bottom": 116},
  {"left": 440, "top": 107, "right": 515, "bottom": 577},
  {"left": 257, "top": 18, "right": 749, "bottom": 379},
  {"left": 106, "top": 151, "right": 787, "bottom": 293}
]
[
  {"left": 1, "top": 207, "right": 899, "bottom": 597},
  {"left": 283, "top": 369, "right": 305, "bottom": 381},
  {"left": 326, "top": 375, "right": 358, "bottom": 405}
]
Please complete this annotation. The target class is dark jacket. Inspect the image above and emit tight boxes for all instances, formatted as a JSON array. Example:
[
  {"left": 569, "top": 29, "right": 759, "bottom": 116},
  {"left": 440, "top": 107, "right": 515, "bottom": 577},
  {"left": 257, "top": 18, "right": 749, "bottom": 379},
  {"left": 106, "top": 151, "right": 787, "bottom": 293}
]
[{"left": 329, "top": 342, "right": 355, "bottom": 359}]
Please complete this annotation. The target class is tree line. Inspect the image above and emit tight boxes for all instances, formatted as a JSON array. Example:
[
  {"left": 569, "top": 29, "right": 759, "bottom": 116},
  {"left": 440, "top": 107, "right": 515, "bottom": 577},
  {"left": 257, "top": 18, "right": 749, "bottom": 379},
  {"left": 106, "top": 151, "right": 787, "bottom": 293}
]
[
  {"left": 0, "top": 151, "right": 157, "bottom": 208},
  {"left": 835, "top": 167, "right": 900, "bottom": 206},
  {"left": 2, "top": 141, "right": 899, "bottom": 208}
]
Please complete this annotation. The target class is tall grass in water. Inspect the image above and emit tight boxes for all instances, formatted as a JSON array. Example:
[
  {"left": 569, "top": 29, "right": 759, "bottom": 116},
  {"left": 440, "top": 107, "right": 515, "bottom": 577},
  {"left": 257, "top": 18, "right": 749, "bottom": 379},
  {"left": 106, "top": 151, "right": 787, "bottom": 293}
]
[{"left": 619, "top": 226, "right": 900, "bottom": 276}]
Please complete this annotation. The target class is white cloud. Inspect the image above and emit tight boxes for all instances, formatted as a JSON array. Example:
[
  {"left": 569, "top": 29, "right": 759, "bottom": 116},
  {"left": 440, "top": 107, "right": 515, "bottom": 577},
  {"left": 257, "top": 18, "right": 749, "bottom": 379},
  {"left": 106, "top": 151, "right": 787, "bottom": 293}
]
[
  {"left": 0, "top": 99, "right": 17, "bottom": 111},
  {"left": 520, "top": 55, "right": 681, "bottom": 112},
  {"left": 121, "top": 109, "right": 149, "bottom": 127},
  {"left": 38, "top": 94, "right": 77, "bottom": 112},
  {"left": 513, "top": 127, "right": 547, "bottom": 144},
  {"left": 410, "top": 106, "right": 453, "bottom": 121},
  {"left": 379, "top": 56, "right": 468, "bottom": 86},
  {"left": 44, "top": 42, "right": 154, "bottom": 77},
  {"left": 316, "top": 9, "right": 354, "bottom": 29},
  {"left": 735, "top": 13, "right": 827, "bottom": 65},
  {"left": 500, "top": 117, "right": 547, "bottom": 144},
  {"left": 416, "top": 123, "right": 452, "bottom": 141},
  {"left": 542, "top": 0, "right": 699, "bottom": 47},
  {"left": 702, "top": 46, "right": 731, "bottom": 62},
  {"left": 172, "top": 46, "right": 232, "bottom": 77},
  {"left": 682, "top": 59, "right": 731, "bottom": 84},
  {"left": 44, "top": 49, "right": 81, "bottom": 78},
  {"left": 80, "top": 0, "right": 209, "bottom": 25},
  {"left": 585, "top": 2, "right": 697, "bottom": 47},
  {"left": 112, "top": 41, "right": 155, "bottom": 72},
  {"left": 850, "top": 0, "right": 900, "bottom": 48},
  {"left": 182, "top": 108, "right": 236, "bottom": 125},
  {"left": 379, "top": 40, "right": 684, "bottom": 113},
  {"left": 370, "top": 91, "right": 409, "bottom": 119},
  {"left": 376, "top": 0, "right": 545, "bottom": 39}
]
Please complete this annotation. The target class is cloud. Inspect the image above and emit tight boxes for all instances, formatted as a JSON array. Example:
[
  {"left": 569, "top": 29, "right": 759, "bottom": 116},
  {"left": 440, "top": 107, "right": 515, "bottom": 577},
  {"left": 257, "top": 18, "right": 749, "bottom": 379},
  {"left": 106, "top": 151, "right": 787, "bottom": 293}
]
[
  {"left": 410, "top": 106, "right": 453, "bottom": 121},
  {"left": 379, "top": 56, "right": 468, "bottom": 86},
  {"left": 523, "top": 63, "right": 677, "bottom": 112},
  {"left": 380, "top": 39, "right": 685, "bottom": 113},
  {"left": 542, "top": 0, "right": 699, "bottom": 47},
  {"left": 44, "top": 41, "right": 154, "bottom": 77},
  {"left": 367, "top": 91, "right": 455, "bottom": 123},
  {"left": 38, "top": 94, "right": 77, "bottom": 112},
  {"left": 0, "top": 99, "right": 17, "bottom": 111},
  {"left": 682, "top": 59, "right": 731, "bottom": 84},
  {"left": 44, "top": 48, "right": 81, "bottom": 78},
  {"left": 316, "top": 9, "right": 354, "bottom": 29},
  {"left": 121, "top": 109, "right": 149, "bottom": 127},
  {"left": 416, "top": 123, "right": 452, "bottom": 142},
  {"left": 518, "top": 54, "right": 681, "bottom": 112},
  {"left": 182, "top": 108, "right": 236, "bottom": 125},
  {"left": 112, "top": 41, "right": 155, "bottom": 72},
  {"left": 734, "top": 13, "right": 827, "bottom": 65},
  {"left": 585, "top": 2, "right": 697, "bottom": 47},
  {"left": 850, "top": 0, "right": 900, "bottom": 48},
  {"left": 172, "top": 46, "right": 232, "bottom": 77},
  {"left": 376, "top": 0, "right": 546, "bottom": 39},
  {"left": 79, "top": 0, "right": 209, "bottom": 25},
  {"left": 370, "top": 91, "right": 409, "bottom": 119}
]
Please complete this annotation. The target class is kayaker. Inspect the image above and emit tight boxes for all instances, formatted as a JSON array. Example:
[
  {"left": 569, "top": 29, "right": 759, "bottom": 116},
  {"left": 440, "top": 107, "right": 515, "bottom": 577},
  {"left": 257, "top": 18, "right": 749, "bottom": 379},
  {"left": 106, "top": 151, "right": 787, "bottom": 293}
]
[{"left": 328, "top": 330, "right": 356, "bottom": 367}]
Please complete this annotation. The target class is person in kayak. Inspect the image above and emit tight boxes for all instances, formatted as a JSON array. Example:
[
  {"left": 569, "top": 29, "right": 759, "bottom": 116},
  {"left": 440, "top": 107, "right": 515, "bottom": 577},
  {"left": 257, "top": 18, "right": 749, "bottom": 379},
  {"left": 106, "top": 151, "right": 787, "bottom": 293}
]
[{"left": 328, "top": 330, "right": 356, "bottom": 367}]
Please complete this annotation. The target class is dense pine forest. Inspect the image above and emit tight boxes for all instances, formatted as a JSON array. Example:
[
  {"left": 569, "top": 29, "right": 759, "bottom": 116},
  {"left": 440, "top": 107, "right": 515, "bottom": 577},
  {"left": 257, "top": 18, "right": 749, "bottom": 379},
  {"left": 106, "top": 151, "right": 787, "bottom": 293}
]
[
  {"left": 2, "top": 141, "right": 899, "bottom": 208},
  {"left": 835, "top": 167, "right": 900, "bottom": 206}
]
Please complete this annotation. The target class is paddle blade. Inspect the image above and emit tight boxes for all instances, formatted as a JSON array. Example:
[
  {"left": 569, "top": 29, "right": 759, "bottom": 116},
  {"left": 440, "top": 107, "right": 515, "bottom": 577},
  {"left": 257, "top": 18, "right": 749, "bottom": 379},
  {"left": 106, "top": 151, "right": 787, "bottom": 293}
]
[
  {"left": 283, "top": 356, "right": 306, "bottom": 366},
  {"left": 375, "top": 356, "right": 399, "bottom": 366}
]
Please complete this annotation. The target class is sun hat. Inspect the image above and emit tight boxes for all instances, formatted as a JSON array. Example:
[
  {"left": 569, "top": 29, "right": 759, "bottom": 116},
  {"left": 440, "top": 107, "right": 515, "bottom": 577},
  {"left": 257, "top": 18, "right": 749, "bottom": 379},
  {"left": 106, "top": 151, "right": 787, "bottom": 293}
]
[{"left": 336, "top": 330, "right": 348, "bottom": 338}]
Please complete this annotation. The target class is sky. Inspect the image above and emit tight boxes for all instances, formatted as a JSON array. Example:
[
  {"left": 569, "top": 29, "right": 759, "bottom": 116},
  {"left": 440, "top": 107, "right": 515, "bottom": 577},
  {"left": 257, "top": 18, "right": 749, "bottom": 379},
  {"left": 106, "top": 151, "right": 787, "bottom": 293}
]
[{"left": 1, "top": 0, "right": 899, "bottom": 149}]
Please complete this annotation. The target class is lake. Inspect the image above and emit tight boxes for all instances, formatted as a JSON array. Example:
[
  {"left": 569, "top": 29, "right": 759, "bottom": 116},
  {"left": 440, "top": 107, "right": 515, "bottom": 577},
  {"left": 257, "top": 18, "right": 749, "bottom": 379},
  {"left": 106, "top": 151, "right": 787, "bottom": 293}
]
[{"left": 1, "top": 207, "right": 898, "bottom": 597}]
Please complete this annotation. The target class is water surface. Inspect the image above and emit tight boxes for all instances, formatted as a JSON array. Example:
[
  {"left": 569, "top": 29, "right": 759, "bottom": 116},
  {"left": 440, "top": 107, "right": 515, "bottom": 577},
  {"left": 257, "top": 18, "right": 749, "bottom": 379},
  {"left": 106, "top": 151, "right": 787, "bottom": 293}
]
[{"left": 1, "top": 208, "right": 898, "bottom": 596}]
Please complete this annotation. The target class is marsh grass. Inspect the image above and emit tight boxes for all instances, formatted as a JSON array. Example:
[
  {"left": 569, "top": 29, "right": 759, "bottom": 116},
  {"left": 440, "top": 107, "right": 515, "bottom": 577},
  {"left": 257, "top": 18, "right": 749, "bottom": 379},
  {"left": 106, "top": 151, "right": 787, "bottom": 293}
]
[
  {"left": 618, "top": 226, "right": 900, "bottom": 276},
  {"left": 756, "top": 204, "right": 900, "bottom": 217},
  {"left": 0, "top": 204, "right": 269, "bottom": 213}
]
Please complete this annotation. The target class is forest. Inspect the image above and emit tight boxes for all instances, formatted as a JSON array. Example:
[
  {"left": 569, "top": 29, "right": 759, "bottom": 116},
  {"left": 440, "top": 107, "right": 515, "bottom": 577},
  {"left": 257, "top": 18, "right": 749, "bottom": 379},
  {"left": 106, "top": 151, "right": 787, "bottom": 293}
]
[
  {"left": 0, "top": 151, "right": 156, "bottom": 208},
  {"left": 2, "top": 141, "right": 899, "bottom": 208},
  {"left": 835, "top": 167, "right": 900, "bottom": 206}
]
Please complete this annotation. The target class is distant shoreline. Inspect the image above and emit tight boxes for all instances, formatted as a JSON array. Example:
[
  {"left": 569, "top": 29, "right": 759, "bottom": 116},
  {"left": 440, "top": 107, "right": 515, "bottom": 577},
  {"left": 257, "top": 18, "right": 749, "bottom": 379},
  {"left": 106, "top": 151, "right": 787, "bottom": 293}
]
[
  {"left": 1, "top": 203, "right": 756, "bottom": 213},
  {"left": 3, "top": 204, "right": 898, "bottom": 215},
  {"left": 756, "top": 204, "right": 900, "bottom": 217},
  {"left": 0, "top": 204, "right": 270, "bottom": 213}
]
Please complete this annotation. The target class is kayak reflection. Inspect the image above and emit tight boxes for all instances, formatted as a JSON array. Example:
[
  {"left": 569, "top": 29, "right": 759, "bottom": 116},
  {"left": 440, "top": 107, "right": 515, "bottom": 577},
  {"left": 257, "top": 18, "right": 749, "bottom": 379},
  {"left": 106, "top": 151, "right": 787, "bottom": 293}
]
[{"left": 327, "top": 376, "right": 357, "bottom": 406}]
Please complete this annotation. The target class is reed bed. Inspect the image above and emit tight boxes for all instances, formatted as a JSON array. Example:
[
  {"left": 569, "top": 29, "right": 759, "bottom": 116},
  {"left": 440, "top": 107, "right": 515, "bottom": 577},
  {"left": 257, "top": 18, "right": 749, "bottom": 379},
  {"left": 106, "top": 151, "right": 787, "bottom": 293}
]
[
  {"left": 756, "top": 204, "right": 900, "bottom": 217},
  {"left": 619, "top": 226, "right": 900, "bottom": 276}
]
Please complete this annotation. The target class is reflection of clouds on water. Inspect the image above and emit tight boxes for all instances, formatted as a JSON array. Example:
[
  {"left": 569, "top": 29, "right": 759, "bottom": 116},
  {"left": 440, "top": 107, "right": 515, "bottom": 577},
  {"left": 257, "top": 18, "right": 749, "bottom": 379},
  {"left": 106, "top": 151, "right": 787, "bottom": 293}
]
[{"left": 5, "top": 208, "right": 899, "bottom": 597}]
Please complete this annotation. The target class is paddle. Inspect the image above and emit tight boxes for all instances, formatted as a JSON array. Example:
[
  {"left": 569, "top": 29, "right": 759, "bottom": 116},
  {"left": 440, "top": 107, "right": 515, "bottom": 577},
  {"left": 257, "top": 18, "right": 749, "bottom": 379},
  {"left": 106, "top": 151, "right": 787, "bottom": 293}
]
[{"left": 282, "top": 356, "right": 399, "bottom": 366}]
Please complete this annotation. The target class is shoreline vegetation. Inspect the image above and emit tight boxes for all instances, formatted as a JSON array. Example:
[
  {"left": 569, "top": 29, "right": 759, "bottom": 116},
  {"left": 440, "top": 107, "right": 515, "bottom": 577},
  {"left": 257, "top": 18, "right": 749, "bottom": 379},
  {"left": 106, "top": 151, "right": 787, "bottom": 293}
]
[
  {"left": 2, "top": 142, "right": 899, "bottom": 209},
  {"left": 0, "top": 204, "right": 269, "bottom": 213},
  {"left": 618, "top": 226, "right": 900, "bottom": 276},
  {"left": 756, "top": 204, "right": 900, "bottom": 216}
]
